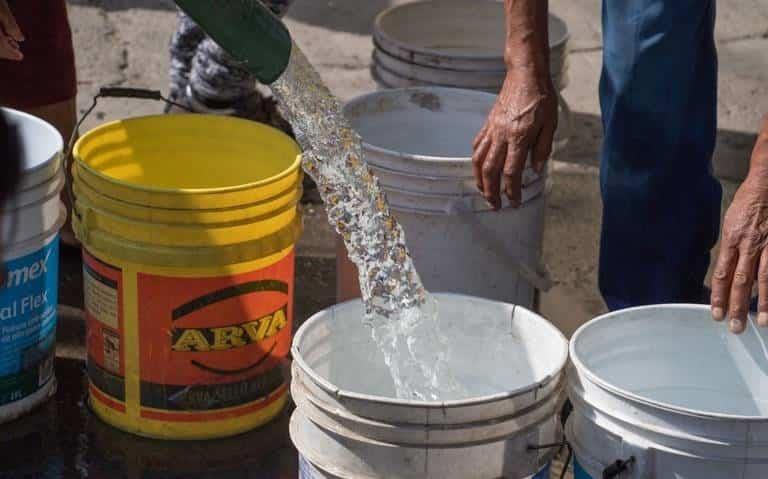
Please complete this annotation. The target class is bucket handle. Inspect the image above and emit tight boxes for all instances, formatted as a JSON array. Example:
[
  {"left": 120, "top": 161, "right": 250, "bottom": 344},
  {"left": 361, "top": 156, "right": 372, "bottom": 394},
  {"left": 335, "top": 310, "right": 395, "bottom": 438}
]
[
  {"left": 554, "top": 92, "right": 573, "bottom": 152},
  {"left": 64, "top": 87, "right": 192, "bottom": 227},
  {"left": 447, "top": 198, "right": 554, "bottom": 292},
  {"left": 602, "top": 457, "right": 636, "bottom": 479}
]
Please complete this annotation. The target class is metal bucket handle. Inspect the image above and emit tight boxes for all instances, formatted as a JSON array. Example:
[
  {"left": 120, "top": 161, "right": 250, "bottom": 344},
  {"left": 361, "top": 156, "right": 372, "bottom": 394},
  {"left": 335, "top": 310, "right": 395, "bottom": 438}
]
[
  {"left": 554, "top": 91, "right": 573, "bottom": 151},
  {"left": 64, "top": 87, "right": 192, "bottom": 228},
  {"left": 446, "top": 197, "right": 554, "bottom": 292}
]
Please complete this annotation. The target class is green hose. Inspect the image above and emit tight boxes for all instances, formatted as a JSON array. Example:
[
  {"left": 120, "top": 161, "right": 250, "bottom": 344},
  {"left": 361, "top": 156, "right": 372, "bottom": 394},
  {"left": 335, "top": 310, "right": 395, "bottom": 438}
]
[{"left": 173, "top": 0, "right": 292, "bottom": 85}]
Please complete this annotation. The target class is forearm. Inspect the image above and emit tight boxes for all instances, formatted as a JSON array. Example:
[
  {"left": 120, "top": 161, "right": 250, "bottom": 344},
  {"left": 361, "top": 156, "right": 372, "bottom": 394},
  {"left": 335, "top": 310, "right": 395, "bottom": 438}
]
[
  {"left": 503, "top": 0, "right": 550, "bottom": 79},
  {"left": 748, "top": 114, "right": 768, "bottom": 178}
]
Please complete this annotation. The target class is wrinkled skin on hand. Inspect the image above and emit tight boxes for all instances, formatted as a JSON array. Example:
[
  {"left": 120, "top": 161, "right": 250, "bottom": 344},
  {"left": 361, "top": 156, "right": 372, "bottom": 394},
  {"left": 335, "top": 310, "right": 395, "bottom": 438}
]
[
  {"left": 0, "top": 0, "right": 23, "bottom": 60},
  {"left": 472, "top": 73, "right": 558, "bottom": 210},
  {"left": 712, "top": 115, "right": 768, "bottom": 334}
]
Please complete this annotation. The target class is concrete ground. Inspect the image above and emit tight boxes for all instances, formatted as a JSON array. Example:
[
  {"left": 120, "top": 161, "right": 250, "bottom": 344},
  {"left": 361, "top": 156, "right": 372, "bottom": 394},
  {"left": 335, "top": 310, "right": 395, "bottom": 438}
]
[{"left": 64, "top": 0, "right": 768, "bottom": 338}]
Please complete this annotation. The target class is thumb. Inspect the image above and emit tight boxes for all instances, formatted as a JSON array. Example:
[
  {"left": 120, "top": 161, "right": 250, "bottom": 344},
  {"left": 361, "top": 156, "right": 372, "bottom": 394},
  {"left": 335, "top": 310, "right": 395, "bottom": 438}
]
[{"left": 0, "top": 2, "right": 24, "bottom": 42}]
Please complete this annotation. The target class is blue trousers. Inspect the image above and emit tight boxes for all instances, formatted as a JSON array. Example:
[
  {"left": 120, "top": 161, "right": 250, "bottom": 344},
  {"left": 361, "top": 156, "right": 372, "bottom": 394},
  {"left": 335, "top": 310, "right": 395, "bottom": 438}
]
[{"left": 599, "top": 0, "right": 722, "bottom": 310}]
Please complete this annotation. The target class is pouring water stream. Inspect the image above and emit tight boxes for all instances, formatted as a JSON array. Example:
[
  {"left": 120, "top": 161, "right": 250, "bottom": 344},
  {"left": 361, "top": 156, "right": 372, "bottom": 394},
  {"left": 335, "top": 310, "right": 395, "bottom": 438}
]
[{"left": 272, "top": 44, "right": 463, "bottom": 400}]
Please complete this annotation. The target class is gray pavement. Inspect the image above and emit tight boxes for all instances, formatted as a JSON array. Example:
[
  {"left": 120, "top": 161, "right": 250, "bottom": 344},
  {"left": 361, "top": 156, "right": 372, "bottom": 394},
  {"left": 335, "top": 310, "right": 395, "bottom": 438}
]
[{"left": 65, "top": 0, "right": 768, "bottom": 334}]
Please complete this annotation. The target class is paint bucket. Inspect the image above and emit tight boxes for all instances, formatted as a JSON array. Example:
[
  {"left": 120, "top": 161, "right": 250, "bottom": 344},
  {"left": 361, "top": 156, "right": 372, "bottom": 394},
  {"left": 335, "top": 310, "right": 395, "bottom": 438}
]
[
  {"left": 372, "top": 0, "right": 569, "bottom": 93},
  {"left": 337, "top": 87, "right": 560, "bottom": 307},
  {"left": 72, "top": 113, "right": 302, "bottom": 439},
  {"left": 0, "top": 108, "right": 65, "bottom": 424},
  {"left": 290, "top": 293, "right": 569, "bottom": 478},
  {"left": 567, "top": 304, "right": 768, "bottom": 478}
]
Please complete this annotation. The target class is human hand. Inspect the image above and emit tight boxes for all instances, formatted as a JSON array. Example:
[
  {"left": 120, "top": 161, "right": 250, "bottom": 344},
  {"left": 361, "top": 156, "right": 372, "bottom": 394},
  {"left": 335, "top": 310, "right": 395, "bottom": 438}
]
[
  {"left": 712, "top": 115, "right": 768, "bottom": 333},
  {"left": 0, "top": 0, "right": 23, "bottom": 61},
  {"left": 472, "top": 72, "right": 558, "bottom": 210}
]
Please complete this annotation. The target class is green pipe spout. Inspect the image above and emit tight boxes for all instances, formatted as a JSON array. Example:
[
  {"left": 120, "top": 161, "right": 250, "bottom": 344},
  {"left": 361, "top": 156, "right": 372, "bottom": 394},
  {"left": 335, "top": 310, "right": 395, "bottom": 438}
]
[{"left": 173, "top": 0, "right": 292, "bottom": 84}]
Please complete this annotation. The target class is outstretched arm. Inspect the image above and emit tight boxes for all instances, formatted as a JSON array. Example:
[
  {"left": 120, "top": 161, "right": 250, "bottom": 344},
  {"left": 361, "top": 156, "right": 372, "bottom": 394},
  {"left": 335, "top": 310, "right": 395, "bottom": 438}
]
[
  {"left": 712, "top": 115, "right": 768, "bottom": 333},
  {"left": 472, "top": 0, "right": 557, "bottom": 210}
]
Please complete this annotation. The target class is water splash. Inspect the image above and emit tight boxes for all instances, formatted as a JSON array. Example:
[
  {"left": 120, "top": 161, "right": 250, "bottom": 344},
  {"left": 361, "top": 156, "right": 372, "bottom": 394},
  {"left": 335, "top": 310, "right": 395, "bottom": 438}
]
[{"left": 272, "top": 43, "right": 462, "bottom": 400}]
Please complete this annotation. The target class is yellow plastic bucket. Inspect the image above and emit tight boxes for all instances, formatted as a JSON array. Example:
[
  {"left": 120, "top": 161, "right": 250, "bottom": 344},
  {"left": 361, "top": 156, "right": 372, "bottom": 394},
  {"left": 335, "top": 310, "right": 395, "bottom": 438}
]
[{"left": 73, "top": 114, "right": 302, "bottom": 440}]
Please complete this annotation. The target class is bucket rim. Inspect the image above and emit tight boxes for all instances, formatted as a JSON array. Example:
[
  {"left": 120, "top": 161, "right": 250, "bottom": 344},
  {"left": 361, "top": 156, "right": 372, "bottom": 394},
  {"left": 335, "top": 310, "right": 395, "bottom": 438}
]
[
  {"left": 1, "top": 170, "right": 66, "bottom": 212},
  {"left": 570, "top": 303, "right": 768, "bottom": 422},
  {"left": 374, "top": 1, "right": 570, "bottom": 61},
  {"left": 344, "top": 86, "right": 498, "bottom": 164},
  {"left": 1, "top": 207, "right": 66, "bottom": 260},
  {"left": 1, "top": 107, "right": 64, "bottom": 180},
  {"left": 292, "top": 292, "right": 569, "bottom": 408},
  {"left": 73, "top": 114, "right": 302, "bottom": 196},
  {"left": 372, "top": 49, "right": 508, "bottom": 86}
]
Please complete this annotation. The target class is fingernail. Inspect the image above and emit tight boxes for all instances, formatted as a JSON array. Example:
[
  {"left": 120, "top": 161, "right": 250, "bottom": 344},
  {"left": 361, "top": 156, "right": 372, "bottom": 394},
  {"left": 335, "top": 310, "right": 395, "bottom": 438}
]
[
  {"left": 712, "top": 307, "right": 724, "bottom": 321},
  {"left": 759, "top": 312, "right": 768, "bottom": 327},
  {"left": 730, "top": 318, "right": 745, "bottom": 334}
]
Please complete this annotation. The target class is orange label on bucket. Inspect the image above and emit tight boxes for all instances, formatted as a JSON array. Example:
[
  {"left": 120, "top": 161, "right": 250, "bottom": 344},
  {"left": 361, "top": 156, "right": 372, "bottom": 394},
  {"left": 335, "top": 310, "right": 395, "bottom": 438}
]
[
  {"left": 83, "top": 251, "right": 126, "bottom": 407},
  {"left": 136, "top": 251, "right": 293, "bottom": 417}
]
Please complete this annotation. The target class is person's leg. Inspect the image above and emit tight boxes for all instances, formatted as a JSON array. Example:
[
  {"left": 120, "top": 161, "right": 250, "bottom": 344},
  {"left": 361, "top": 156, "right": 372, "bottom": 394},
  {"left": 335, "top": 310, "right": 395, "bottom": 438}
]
[{"left": 599, "top": 0, "right": 721, "bottom": 309}]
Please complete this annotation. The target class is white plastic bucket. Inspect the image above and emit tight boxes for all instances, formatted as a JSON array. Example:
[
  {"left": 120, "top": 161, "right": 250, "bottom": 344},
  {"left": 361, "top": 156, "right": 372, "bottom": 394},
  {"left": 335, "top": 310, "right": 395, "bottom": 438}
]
[
  {"left": 290, "top": 293, "right": 569, "bottom": 478},
  {"left": 0, "top": 108, "right": 65, "bottom": 423},
  {"left": 341, "top": 87, "right": 557, "bottom": 305},
  {"left": 567, "top": 304, "right": 768, "bottom": 478},
  {"left": 372, "top": 0, "right": 569, "bottom": 93},
  {"left": 372, "top": 56, "right": 569, "bottom": 94}
]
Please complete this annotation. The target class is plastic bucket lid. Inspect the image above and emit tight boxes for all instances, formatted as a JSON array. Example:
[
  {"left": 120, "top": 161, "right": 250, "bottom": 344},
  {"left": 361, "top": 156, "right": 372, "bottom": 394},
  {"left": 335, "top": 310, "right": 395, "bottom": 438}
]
[
  {"left": 73, "top": 114, "right": 301, "bottom": 209},
  {"left": 1, "top": 108, "right": 63, "bottom": 191}
]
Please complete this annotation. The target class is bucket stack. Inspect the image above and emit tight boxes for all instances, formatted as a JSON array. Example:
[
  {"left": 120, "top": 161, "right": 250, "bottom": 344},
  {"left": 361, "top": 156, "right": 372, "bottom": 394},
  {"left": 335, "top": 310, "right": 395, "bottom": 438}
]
[
  {"left": 372, "top": 0, "right": 569, "bottom": 93},
  {"left": 0, "top": 108, "right": 66, "bottom": 424},
  {"left": 72, "top": 114, "right": 302, "bottom": 439}
]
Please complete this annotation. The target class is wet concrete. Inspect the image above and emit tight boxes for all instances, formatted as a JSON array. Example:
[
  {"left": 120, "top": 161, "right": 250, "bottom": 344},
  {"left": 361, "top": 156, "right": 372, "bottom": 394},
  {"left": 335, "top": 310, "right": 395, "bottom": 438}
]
[{"left": 0, "top": 357, "right": 299, "bottom": 479}]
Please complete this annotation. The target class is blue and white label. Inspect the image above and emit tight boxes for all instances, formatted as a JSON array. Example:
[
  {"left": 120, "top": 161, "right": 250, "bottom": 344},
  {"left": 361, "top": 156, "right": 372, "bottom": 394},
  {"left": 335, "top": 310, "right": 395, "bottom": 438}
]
[
  {"left": 0, "top": 237, "right": 59, "bottom": 405},
  {"left": 574, "top": 458, "right": 592, "bottom": 478},
  {"left": 532, "top": 463, "right": 551, "bottom": 479}
]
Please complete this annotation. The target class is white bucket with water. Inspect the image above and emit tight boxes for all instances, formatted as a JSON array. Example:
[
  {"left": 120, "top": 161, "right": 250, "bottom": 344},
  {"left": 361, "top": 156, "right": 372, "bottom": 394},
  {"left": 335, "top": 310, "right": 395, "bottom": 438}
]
[
  {"left": 340, "top": 87, "right": 562, "bottom": 306},
  {"left": 567, "top": 304, "right": 768, "bottom": 478},
  {"left": 290, "top": 293, "right": 569, "bottom": 478},
  {"left": 0, "top": 108, "right": 65, "bottom": 423},
  {"left": 372, "top": 0, "right": 569, "bottom": 93}
]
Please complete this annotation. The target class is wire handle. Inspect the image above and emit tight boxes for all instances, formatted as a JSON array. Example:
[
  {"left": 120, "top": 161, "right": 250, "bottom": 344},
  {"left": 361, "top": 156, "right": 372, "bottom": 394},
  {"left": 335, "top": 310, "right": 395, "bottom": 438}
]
[
  {"left": 64, "top": 87, "right": 192, "bottom": 229},
  {"left": 603, "top": 456, "right": 635, "bottom": 479}
]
